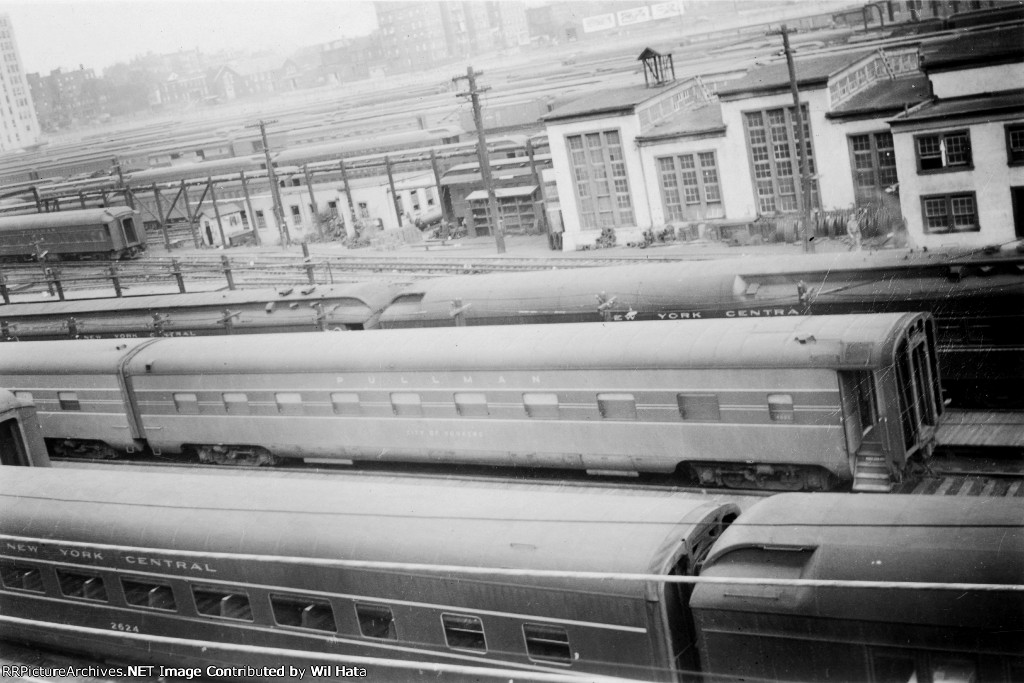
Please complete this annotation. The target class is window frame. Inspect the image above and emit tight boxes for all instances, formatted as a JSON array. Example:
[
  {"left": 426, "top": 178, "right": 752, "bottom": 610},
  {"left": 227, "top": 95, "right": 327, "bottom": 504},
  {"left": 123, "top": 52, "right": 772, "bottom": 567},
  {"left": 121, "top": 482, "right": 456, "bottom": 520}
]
[
  {"left": 847, "top": 131, "right": 897, "bottom": 201},
  {"left": 565, "top": 129, "right": 635, "bottom": 230},
  {"left": 441, "top": 613, "right": 487, "bottom": 652},
  {"left": 920, "top": 192, "right": 980, "bottom": 234},
  {"left": 656, "top": 150, "right": 725, "bottom": 222},
  {"left": 743, "top": 105, "right": 819, "bottom": 214},
  {"left": 354, "top": 602, "right": 397, "bottom": 640},
  {"left": 914, "top": 129, "right": 973, "bottom": 174},
  {"left": 1006, "top": 122, "right": 1024, "bottom": 166}
]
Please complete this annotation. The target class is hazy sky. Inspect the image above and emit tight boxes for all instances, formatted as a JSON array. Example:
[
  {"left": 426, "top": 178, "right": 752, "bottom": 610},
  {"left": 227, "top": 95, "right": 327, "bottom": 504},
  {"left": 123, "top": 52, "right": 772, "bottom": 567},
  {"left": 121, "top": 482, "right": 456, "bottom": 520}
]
[{"left": 3, "top": 0, "right": 379, "bottom": 75}]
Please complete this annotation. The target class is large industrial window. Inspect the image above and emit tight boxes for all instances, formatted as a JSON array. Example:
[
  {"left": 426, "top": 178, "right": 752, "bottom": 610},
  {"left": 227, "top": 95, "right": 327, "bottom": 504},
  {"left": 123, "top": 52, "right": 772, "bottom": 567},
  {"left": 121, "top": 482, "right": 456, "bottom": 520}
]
[
  {"left": 454, "top": 392, "right": 489, "bottom": 417},
  {"left": 744, "top": 105, "right": 818, "bottom": 214},
  {"left": 523, "top": 392, "right": 560, "bottom": 419},
  {"left": 0, "top": 562, "right": 44, "bottom": 592},
  {"left": 767, "top": 394, "right": 795, "bottom": 422},
  {"left": 173, "top": 392, "right": 199, "bottom": 414},
  {"left": 57, "top": 391, "right": 80, "bottom": 411},
  {"left": 222, "top": 392, "right": 250, "bottom": 415},
  {"left": 330, "top": 392, "right": 361, "bottom": 416},
  {"left": 1006, "top": 123, "right": 1024, "bottom": 165},
  {"left": 848, "top": 131, "right": 897, "bottom": 201},
  {"left": 275, "top": 392, "right": 303, "bottom": 415},
  {"left": 677, "top": 394, "right": 721, "bottom": 421},
  {"left": 355, "top": 603, "right": 396, "bottom": 639},
  {"left": 57, "top": 570, "right": 107, "bottom": 602},
  {"left": 657, "top": 152, "right": 724, "bottom": 221},
  {"left": 597, "top": 393, "right": 637, "bottom": 420},
  {"left": 565, "top": 130, "right": 635, "bottom": 229},
  {"left": 193, "top": 586, "right": 253, "bottom": 621},
  {"left": 271, "top": 594, "right": 335, "bottom": 632},
  {"left": 122, "top": 579, "right": 176, "bottom": 611},
  {"left": 915, "top": 130, "right": 971, "bottom": 172},
  {"left": 921, "top": 193, "right": 979, "bottom": 233},
  {"left": 390, "top": 393, "right": 422, "bottom": 417},
  {"left": 442, "top": 613, "right": 486, "bottom": 652},
  {"left": 523, "top": 624, "right": 572, "bottom": 664}
]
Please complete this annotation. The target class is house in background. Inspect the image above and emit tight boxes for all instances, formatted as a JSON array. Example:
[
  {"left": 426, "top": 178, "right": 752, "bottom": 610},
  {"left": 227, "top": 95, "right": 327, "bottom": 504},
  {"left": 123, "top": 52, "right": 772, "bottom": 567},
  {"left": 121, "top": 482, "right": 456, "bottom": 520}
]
[{"left": 889, "top": 24, "right": 1024, "bottom": 249}]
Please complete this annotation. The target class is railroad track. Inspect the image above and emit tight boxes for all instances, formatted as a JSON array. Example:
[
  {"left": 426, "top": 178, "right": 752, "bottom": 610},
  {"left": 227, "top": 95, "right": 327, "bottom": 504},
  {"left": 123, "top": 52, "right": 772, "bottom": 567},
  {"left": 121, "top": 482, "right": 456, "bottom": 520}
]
[{"left": 49, "top": 457, "right": 1024, "bottom": 497}]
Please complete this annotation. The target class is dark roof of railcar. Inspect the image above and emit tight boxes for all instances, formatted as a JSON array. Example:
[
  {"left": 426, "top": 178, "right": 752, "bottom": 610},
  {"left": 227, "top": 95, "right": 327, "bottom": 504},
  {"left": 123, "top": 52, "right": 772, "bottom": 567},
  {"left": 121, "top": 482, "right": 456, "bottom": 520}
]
[
  {"left": 0, "top": 207, "right": 135, "bottom": 231},
  {"left": 125, "top": 315, "right": 918, "bottom": 375},
  {"left": 0, "top": 282, "right": 398, "bottom": 320},
  {"left": 0, "top": 467, "right": 737, "bottom": 598}
]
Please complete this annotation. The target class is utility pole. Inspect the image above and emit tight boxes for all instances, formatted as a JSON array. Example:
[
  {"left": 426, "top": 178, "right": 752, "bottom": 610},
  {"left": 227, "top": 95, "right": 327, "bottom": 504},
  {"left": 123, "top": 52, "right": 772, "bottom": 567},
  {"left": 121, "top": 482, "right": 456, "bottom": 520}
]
[
  {"left": 776, "top": 24, "right": 815, "bottom": 253},
  {"left": 247, "top": 119, "right": 290, "bottom": 247},
  {"left": 454, "top": 65, "right": 505, "bottom": 254}
]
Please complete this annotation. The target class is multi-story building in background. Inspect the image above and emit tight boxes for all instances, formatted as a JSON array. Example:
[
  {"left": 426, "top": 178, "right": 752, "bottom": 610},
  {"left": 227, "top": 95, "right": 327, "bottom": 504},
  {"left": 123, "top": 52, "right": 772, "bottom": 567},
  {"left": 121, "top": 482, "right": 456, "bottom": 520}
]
[
  {"left": 27, "top": 66, "right": 103, "bottom": 132},
  {"left": 375, "top": 1, "right": 527, "bottom": 73},
  {"left": 0, "top": 13, "right": 41, "bottom": 151}
]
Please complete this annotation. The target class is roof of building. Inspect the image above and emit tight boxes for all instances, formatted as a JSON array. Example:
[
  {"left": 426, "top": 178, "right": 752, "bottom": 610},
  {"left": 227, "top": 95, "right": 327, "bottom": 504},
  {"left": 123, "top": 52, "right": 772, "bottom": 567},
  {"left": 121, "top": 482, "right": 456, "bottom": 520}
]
[
  {"left": 890, "top": 89, "right": 1024, "bottom": 125},
  {"left": 827, "top": 74, "right": 932, "bottom": 119},
  {"left": 717, "top": 50, "right": 875, "bottom": 99},
  {"left": 542, "top": 82, "right": 684, "bottom": 122},
  {"left": 921, "top": 24, "right": 1024, "bottom": 72},
  {"left": 637, "top": 103, "right": 726, "bottom": 142}
]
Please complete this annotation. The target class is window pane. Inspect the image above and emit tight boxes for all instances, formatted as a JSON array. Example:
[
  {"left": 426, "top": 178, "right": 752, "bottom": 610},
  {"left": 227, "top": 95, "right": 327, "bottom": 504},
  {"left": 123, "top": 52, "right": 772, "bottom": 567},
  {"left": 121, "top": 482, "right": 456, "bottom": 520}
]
[
  {"left": 272, "top": 594, "right": 335, "bottom": 632},
  {"left": 523, "top": 392, "right": 560, "bottom": 419},
  {"left": 223, "top": 392, "right": 249, "bottom": 415},
  {"left": 390, "top": 392, "right": 422, "bottom": 417},
  {"left": 0, "top": 562, "right": 44, "bottom": 592},
  {"left": 331, "top": 392, "right": 360, "bottom": 415},
  {"left": 58, "top": 391, "right": 80, "bottom": 411},
  {"left": 768, "top": 394, "right": 795, "bottom": 422},
  {"left": 677, "top": 394, "right": 721, "bottom": 421},
  {"left": 122, "top": 579, "right": 176, "bottom": 611},
  {"left": 356, "top": 603, "right": 396, "bottom": 639},
  {"left": 275, "top": 392, "right": 303, "bottom": 415},
  {"left": 597, "top": 393, "right": 637, "bottom": 420},
  {"left": 523, "top": 624, "right": 571, "bottom": 663},
  {"left": 173, "top": 392, "right": 198, "bottom": 414},
  {"left": 454, "top": 392, "right": 488, "bottom": 417},
  {"left": 442, "top": 614, "right": 486, "bottom": 651},
  {"left": 193, "top": 586, "right": 252, "bottom": 621}
]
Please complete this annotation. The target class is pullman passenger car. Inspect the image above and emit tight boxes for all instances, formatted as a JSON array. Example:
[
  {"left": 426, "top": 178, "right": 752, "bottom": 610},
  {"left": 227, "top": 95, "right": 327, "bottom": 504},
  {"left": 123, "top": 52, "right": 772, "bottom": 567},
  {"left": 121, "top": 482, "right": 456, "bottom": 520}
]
[
  {"left": 1, "top": 471, "right": 1020, "bottom": 681},
  {"left": 0, "top": 207, "right": 144, "bottom": 261},
  {"left": 692, "top": 493, "right": 1024, "bottom": 682},
  {"left": 0, "top": 314, "right": 942, "bottom": 491},
  {"left": 0, "top": 467, "right": 741, "bottom": 682}
]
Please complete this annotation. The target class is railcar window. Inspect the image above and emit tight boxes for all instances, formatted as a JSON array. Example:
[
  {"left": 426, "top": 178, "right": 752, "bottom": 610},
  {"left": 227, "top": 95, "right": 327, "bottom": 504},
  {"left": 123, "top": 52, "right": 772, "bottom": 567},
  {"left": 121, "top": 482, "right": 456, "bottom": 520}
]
[
  {"left": 330, "top": 392, "right": 361, "bottom": 416},
  {"left": 57, "top": 570, "right": 108, "bottom": 602},
  {"left": 192, "top": 586, "right": 253, "bottom": 621},
  {"left": 454, "top": 392, "right": 489, "bottom": 417},
  {"left": 173, "top": 393, "right": 199, "bottom": 414},
  {"left": 271, "top": 594, "right": 335, "bottom": 632},
  {"left": 0, "top": 562, "right": 44, "bottom": 592},
  {"left": 442, "top": 614, "right": 486, "bottom": 652},
  {"left": 523, "top": 392, "right": 560, "bottom": 419},
  {"left": 676, "top": 394, "right": 721, "bottom": 421},
  {"left": 57, "top": 391, "right": 80, "bottom": 411},
  {"left": 275, "top": 392, "right": 303, "bottom": 416},
  {"left": 355, "top": 603, "right": 396, "bottom": 640},
  {"left": 13, "top": 391, "right": 31, "bottom": 402},
  {"left": 597, "top": 393, "right": 637, "bottom": 420},
  {"left": 390, "top": 393, "right": 422, "bottom": 417},
  {"left": 767, "top": 394, "right": 795, "bottom": 422},
  {"left": 222, "top": 392, "right": 250, "bottom": 416},
  {"left": 930, "top": 658, "right": 977, "bottom": 682},
  {"left": 871, "top": 653, "right": 916, "bottom": 683},
  {"left": 122, "top": 579, "right": 176, "bottom": 611},
  {"left": 0, "top": 418, "right": 27, "bottom": 466},
  {"left": 523, "top": 624, "right": 572, "bottom": 664}
]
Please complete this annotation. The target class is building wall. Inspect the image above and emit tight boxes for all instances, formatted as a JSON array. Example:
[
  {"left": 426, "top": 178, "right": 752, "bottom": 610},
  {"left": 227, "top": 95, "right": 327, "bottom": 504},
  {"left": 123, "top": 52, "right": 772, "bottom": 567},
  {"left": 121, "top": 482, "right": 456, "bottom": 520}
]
[
  {"left": 545, "top": 113, "right": 648, "bottom": 250},
  {"left": 929, "top": 63, "right": 1024, "bottom": 99},
  {"left": 894, "top": 117, "right": 1024, "bottom": 249},
  {"left": 0, "top": 14, "right": 41, "bottom": 151}
]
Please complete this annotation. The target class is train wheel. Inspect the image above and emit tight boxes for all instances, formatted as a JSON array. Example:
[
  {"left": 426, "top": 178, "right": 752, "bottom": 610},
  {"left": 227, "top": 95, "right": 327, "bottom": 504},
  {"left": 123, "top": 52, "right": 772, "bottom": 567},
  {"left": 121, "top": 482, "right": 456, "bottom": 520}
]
[{"left": 196, "top": 444, "right": 280, "bottom": 467}]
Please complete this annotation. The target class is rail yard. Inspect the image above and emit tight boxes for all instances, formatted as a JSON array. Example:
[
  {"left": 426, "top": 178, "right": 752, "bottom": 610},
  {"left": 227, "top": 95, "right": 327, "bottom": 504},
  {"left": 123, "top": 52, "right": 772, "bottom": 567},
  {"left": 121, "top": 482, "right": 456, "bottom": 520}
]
[{"left": 2, "top": 2, "right": 1023, "bottom": 681}]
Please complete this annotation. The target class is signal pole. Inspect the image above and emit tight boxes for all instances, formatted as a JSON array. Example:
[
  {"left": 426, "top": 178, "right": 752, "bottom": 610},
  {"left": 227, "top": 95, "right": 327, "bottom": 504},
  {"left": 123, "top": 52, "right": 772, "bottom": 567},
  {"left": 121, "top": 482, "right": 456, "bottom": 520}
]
[
  {"left": 247, "top": 119, "right": 290, "bottom": 247},
  {"left": 453, "top": 66, "right": 505, "bottom": 254},
  {"left": 774, "top": 25, "right": 814, "bottom": 253}
]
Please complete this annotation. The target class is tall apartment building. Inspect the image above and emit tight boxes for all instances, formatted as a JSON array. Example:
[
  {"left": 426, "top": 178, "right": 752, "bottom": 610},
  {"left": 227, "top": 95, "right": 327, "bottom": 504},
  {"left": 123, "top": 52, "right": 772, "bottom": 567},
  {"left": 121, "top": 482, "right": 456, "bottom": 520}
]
[
  {"left": 0, "top": 14, "right": 41, "bottom": 151},
  {"left": 375, "top": 1, "right": 527, "bottom": 73}
]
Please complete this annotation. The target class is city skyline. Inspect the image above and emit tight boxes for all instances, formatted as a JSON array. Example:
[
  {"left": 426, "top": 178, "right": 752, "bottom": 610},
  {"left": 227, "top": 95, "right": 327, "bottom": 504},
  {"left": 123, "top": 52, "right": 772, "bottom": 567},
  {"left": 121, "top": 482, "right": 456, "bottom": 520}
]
[{"left": 3, "top": 0, "right": 378, "bottom": 76}]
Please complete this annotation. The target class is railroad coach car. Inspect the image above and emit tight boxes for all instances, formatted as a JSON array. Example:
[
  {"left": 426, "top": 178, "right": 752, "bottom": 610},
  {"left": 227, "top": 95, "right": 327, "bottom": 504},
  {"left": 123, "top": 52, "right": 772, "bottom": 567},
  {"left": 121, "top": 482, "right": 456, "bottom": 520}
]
[
  {"left": 0, "top": 282, "right": 400, "bottom": 340},
  {"left": 0, "top": 467, "right": 742, "bottom": 682},
  {"left": 0, "top": 207, "right": 145, "bottom": 261},
  {"left": 0, "top": 313, "right": 943, "bottom": 491},
  {"left": 692, "top": 493, "right": 1024, "bottom": 682},
  {"left": 378, "top": 249, "right": 1024, "bottom": 409}
]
